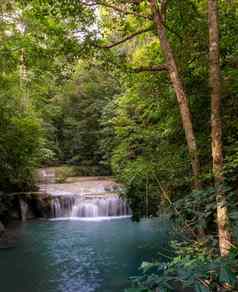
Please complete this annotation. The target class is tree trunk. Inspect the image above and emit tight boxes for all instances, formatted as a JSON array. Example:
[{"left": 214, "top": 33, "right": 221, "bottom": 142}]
[
  {"left": 149, "top": 0, "right": 201, "bottom": 189},
  {"left": 20, "top": 48, "right": 28, "bottom": 110},
  {"left": 208, "top": 0, "right": 231, "bottom": 256}
]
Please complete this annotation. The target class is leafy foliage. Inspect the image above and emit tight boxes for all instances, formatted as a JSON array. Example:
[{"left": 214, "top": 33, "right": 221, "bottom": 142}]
[
  {"left": 0, "top": 0, "right": 238, "bottom": 290},
  {"left": 0, "top": 97, "right": 44, "bottom": 191},
  {"left": 128, "top": 241, "right": 238, "bottom": 292}
]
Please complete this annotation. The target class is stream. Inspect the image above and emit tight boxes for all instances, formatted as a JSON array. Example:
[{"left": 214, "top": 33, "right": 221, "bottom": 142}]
[
  {"left": 0, "top": 218, "right": 172, "bottom": 292},
  {"left": 0, "top": 171, "right": 173, "bottom": 292}
]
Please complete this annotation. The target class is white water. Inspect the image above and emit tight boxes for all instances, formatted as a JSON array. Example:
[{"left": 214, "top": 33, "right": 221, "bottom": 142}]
[
  {"left": 50, "top": 195, "right": 131, "bottom": 218},
  {"left": 38, "top": 169, "right": 131, "bottom": 219},
  {"left": 50, "top": 215, "right": 132, "bottom": 221}
]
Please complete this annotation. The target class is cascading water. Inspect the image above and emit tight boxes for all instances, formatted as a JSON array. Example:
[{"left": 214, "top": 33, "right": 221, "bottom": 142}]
[
  {"left": 50, "top": 196, "right": 76, "bottom": 218},
  {"left": 50, "top": 195, "right": 131, "bottom": 219},
  {"left": 71, "top": 196, "right": 130, "bottom": 217},
  {"left": 38, "top": 170, "right": 131, "bottom": 220}
]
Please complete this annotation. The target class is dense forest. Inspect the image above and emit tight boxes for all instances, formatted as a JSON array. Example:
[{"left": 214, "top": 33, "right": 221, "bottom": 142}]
[{"left": 0, "top": 0, "right": 238, "bottom": 291}]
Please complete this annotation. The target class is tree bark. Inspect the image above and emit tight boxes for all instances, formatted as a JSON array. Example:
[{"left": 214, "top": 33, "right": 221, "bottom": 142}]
[
  {"left": 149, "top": 0, "right": 201, "bottom": 189},
  {"left": 208, "top": 0, "right": 231, "bottom": 256}
]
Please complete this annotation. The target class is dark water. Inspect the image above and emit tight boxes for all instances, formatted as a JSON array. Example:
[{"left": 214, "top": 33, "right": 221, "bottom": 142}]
[{"left": 0, "top": 218, "right": 172, "bottom": 292}]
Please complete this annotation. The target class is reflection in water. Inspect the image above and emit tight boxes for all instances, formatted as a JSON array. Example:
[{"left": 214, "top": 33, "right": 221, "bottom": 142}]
[{"left": 0, "top": 218, "right": 172, "bottom": 292}]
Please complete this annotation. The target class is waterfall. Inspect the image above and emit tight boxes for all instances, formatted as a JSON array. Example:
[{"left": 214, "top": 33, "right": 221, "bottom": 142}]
[
  {"left": 50, "top": 196, "right": 76, "bottom": 218},
  {"left": 50, "top": 195, "right": 131, "bottom": 218}
]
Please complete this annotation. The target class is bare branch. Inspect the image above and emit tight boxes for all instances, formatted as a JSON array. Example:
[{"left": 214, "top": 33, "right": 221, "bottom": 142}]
[
  {"left": 160, "top": 0, "right": 168, "bottom": 22},
  {"left": 81, "top": 0, "right": 152, "bottom": 20},
  {"left": 132, "top": 64, "right": 168, "bottom": 73},
  {"left": 159, "top": 0, "right": 183, "bottom": 41},
  {"left": 95, "top": 27, "right": 153, "bottom": 49},
  {"left": 148, "top": 0, "right": 182, "bottom": 41}
]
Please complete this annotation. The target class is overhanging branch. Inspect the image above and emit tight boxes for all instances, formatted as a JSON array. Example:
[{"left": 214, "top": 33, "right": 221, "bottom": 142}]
[
  {"left": 96, "top": 27, "right": 153, "bottom": 49},
  {"left": 81, "top": 0, "right": 152, "bottom": 20}
]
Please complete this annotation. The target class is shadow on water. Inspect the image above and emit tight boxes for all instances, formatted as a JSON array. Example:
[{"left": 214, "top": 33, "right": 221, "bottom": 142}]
[{"left": 0, "top": 222, "right": 24, "bottom": 250}]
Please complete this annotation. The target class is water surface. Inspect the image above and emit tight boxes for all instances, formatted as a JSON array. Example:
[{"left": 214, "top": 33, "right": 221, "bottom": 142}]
[{"left": 0, "top": 218, "right": 171, "bottom": 292}]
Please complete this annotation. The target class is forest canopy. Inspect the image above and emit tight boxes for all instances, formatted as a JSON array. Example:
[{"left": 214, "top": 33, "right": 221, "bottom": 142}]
[{"left": 1, "top": 0, "right": 238, "bottom": 291}]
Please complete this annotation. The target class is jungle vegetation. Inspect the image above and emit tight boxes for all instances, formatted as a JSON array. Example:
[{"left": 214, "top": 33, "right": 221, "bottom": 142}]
[{"left": 0, "top": 0, "right": 238, "bottom": 291}]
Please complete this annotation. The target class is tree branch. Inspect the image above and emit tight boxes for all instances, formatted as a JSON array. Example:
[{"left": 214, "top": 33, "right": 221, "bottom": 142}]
[
  {"left": 81, "top": 0, "right": 152, "bottom": 20},
  {"left": 160, "top": 0, "right": 169, "bottom": 22},
  {"left": 149, "top": 0, "right": 182, "bottom": 41},
  {"left": 95, "top": 27, "right": 153, "bottom": 49}
]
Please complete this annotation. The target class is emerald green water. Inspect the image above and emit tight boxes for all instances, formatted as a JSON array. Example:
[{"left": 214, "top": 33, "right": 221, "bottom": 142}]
[{"left": 0, "top": 218, "right": 171, "bottom": 292}]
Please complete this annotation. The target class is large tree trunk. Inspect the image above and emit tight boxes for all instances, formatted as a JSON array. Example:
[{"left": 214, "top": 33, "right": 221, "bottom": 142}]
[
  {"left": 208, "top": 0, "right": 231, "bottom": 256},
  {"left": 149, "top": 0, "right": 201, "bottom": 189}
]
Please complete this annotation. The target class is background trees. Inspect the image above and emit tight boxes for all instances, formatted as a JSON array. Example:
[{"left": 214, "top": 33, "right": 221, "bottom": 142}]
[
  {"left": 0, "top": 0, "right": 238, "bottom": 289},
  {"left": 46, "top": 61, "right": 120, "bottom": 174}
]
